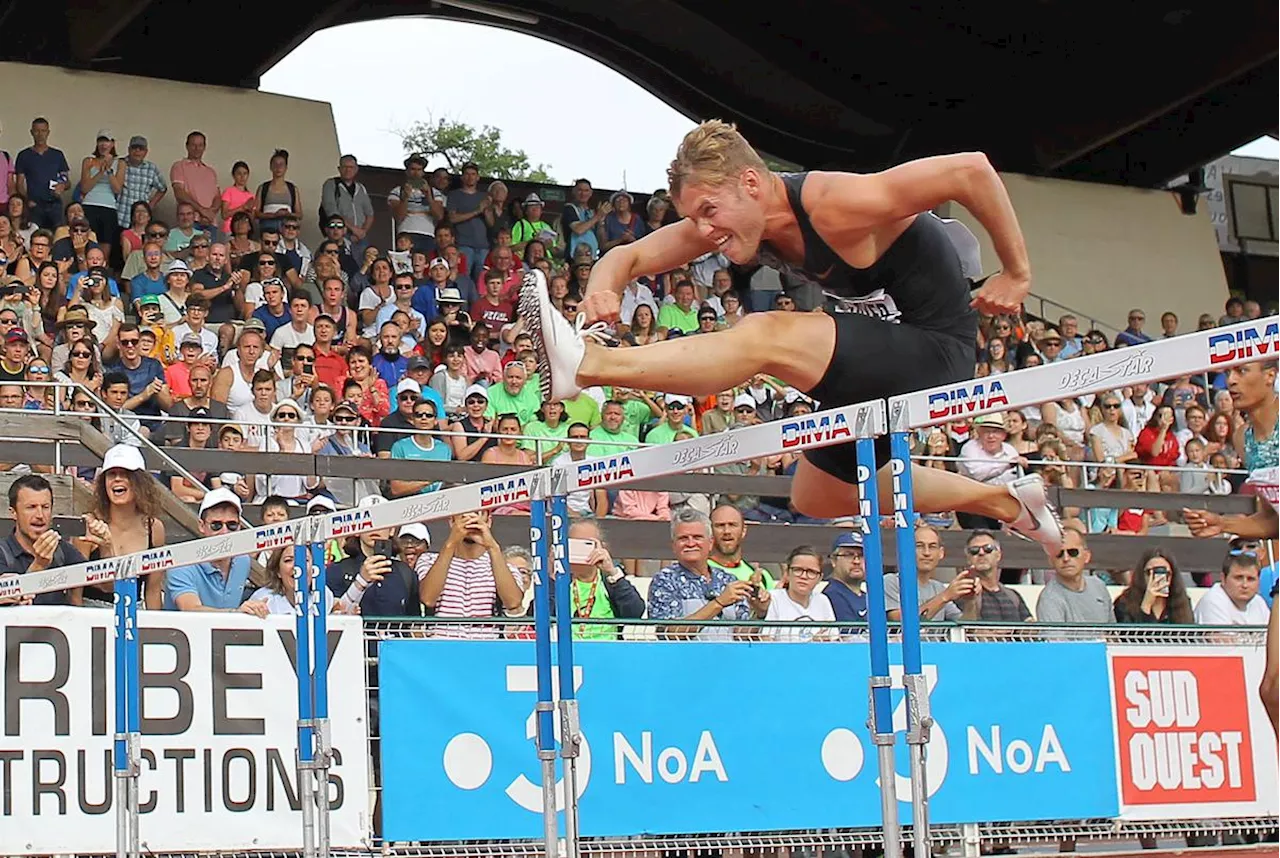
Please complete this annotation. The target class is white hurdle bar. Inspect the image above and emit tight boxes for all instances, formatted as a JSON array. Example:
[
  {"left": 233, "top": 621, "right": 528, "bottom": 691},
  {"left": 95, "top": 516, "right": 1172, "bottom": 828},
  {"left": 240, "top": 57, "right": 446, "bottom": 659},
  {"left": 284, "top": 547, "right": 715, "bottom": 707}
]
[{"left": 880, "top": 314, "right": 1278, "bottom": 855}]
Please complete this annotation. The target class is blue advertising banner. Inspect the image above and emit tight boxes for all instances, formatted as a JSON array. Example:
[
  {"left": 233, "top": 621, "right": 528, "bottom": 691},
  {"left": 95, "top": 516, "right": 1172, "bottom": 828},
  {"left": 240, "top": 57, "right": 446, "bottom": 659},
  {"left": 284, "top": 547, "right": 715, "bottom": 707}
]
[{"left": 380, "top": 640, "right": 1119, "bottom": 840}]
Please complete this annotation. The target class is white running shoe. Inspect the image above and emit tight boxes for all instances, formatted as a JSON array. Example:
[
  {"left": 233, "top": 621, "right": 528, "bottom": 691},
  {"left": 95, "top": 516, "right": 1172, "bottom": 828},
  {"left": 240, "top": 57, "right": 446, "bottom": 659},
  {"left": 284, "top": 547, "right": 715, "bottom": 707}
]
[
  {"left": 518, "top": 269, "right": 610, "bottom": 402},
  {"left": 1004, "top": 474, "right": 1065, "bottom": 556}
]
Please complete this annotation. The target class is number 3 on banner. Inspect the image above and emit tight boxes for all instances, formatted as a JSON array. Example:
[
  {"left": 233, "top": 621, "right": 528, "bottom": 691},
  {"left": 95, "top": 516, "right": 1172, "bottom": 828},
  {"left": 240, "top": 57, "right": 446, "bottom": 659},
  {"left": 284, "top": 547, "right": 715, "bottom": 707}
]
[
  {"left": 887, "top": 665, "right": 948, "bottom": 800},
  {"left": 504, "top": 665, "right": 592, "bottom": 812}
]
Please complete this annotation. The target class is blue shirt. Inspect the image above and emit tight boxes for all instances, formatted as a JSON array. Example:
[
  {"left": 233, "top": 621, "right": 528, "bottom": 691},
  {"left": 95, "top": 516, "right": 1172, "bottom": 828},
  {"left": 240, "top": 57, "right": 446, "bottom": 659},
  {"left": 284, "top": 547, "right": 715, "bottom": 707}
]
[
  {"left": 390, "top": 436, "right": 453, "bottom": 493},
  {"left": 252, "top": 305, "right": 291, "bottom": 342},
  {"left": 108, "top": 356, "right": 165, "bottom": 417},
  {"left": 1261, "top": 563, "right": 1278, "bottom": 610},
  {"left": 124, "top": 272, "right": 164, "bottom": 300},
  {"left": 411, "top": 284, "right": 440, "bottom": 321},
  {"left": 822, "top": 578, "right": 869, "bottom": 623},
  {"left": 1114, "top": 328, "right": 1152, "bottom": 348},
  {"left": 164, "top": 557, "right": 252, "bottom": 611},
  {"left": 67, "top": 270, "right": 122, "bottom": 299},
  {"left": 14, "top": 146, "right": 70, "bottom": 203},
  {"left": 373, "top": 352, "right": 408, "bottom": 388},
  {"left": 647, "top": 563, "right": 751, "bottom": 623}
]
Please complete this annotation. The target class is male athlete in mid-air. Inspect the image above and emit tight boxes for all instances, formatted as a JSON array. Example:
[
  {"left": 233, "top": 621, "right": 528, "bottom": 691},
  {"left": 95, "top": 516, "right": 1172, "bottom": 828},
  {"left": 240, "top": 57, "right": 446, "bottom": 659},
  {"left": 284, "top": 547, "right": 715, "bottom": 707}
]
[{"left": 521, "top": 120, "right": 1063, "bottom": 555}]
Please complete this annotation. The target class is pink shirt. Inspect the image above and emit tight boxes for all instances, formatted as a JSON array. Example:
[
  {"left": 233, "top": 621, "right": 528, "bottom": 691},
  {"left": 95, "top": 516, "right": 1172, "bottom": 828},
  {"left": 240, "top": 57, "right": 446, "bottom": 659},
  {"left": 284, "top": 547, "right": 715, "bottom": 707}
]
[
  {"left": 220, "top": 186, "right": 254, "bottom": 233},
  {"left": 463, "top": 347, "right": 502, "bottom": 385},
  {"left": 612, "top": 490, "right": 671, "bottom": 520},
  {"left": 170, "top": 159, "right": 219, "bottom": 214}
]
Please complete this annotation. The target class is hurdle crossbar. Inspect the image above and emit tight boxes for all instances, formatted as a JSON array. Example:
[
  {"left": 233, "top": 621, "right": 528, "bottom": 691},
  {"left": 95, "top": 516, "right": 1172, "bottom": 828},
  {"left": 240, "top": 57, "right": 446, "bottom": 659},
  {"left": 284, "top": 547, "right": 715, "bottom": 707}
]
[
  {"left": 0, "top": 400, "right": 885, "bottom": 601},
  {"left": 890, "top": 316, "right": 1279, "bottom": 431}
]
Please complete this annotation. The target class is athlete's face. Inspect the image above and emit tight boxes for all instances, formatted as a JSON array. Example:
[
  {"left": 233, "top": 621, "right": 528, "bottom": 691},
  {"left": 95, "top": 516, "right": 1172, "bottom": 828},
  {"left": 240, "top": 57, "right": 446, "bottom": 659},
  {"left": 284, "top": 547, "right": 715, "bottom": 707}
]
[{"left": 676, "top": 173, "right": 766, "bottom": 264}]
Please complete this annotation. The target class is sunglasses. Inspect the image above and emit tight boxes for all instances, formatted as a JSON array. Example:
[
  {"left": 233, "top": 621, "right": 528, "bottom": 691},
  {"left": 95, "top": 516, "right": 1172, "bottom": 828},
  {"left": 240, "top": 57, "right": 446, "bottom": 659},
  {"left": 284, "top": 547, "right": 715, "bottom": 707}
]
[
  {"left": 1102, "top": 403, "right": 1121, "bottom": 410},
  {"left": 119, "top": 338, "right": 140, "bottom": 347},
  {"left": 465, "top": 397, "right": 486, "bottom": 405},
  {"left": 413, "top": 411, "right": 437, "bottom": 419},
  {"left": 146, "top": 230, "right": 168, "bottom": 238},
  {"left": 1229, "top": 548, "right": 1258, "bottom": 559},
  {"left": 258, "top": 259, "right": 277, "bottom": 266},
  {"left": 1056, "top": 547, "right": 1081, "bottom": 559},
  {"left": 399, "top": 392, "right": 419, "bottom": 400},
  {"left": 275, "top": 411, "right": 299, "bottom": 420},
  {"left": 563, "top": 304, "right": 579, "bottom": 312},
  {"left": 71, "top": 350, "right": 92, "bottom": 358},
  {"left": 734, "top": 406, "right": 754, "bottom": 413},
  {"left": 262, "top": 240, "right": 279, "bottom": 247},
  {"left": 966, "top": 544, "right": 997, "bottom": 556},
  {"left": 206, "top": 520, "right": 242, "bottom": 532},
  {"left": 666, "top": 402, "right": 685, "bottom": 409},
  {"left": 0, "top": 319, "right": 16, "bottom": 326},
  {"left": 65, "top": 321, "right": 87, "bottom": 329},
  {"left": 326, "top": 223, "right": 345, "bottom": 230},
  {"left": 295, "top": 357, "right": 315, "bottom": 366},
  {"left": 71, "top": 227, "right": 89, "bottom": 234},
  {"left": 27, "top": 366, "right": 50, "bottom": 375}
]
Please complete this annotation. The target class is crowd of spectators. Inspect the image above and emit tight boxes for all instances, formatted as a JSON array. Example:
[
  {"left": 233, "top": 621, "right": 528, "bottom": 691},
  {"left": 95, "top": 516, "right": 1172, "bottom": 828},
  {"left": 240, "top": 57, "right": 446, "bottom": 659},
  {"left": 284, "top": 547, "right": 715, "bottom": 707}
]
[{"left": 0, "top": 117, "right": 1274, "bottom": 632}]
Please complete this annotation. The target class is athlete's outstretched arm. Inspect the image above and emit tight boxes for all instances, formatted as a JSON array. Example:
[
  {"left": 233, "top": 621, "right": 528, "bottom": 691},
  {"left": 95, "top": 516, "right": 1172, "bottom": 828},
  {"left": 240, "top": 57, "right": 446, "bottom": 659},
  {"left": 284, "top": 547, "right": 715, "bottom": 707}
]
[
  {"left": 815, "top": 154, "right": 1031, "bottom": 313},
  {"left": 581, "top": 219, "right": 718, "bottom": 323}
]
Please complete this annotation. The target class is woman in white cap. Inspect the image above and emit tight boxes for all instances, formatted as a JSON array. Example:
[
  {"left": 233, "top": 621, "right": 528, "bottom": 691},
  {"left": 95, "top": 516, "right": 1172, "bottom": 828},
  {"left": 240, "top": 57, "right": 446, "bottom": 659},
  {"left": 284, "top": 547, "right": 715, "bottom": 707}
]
[
  {"left": 448, "top": 383, "right": 497, "bottom": 462},
  {"left": 260, "top": 398, "right": 323, "bottom": 502},
  {"left": 78, "top": 443, "right": 166, "bottom": 609},
  {"left": 598, "top": 190, "right": 648, "bottom": 254}
]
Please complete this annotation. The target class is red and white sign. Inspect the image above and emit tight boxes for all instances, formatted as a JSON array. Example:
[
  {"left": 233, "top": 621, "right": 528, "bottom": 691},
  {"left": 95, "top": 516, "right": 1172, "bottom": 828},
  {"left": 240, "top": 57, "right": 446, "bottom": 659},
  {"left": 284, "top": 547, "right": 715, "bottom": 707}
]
[{"left": 1109, "top": 646, "right": 1278, "bottom": 820}]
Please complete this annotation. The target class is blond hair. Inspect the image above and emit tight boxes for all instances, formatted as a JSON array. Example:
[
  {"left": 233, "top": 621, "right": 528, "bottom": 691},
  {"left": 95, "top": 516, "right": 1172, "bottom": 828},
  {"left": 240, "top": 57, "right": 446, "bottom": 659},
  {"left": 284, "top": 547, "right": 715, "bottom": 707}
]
[{"left": 668, "top": 120, "right": 768, "bottom": 196}]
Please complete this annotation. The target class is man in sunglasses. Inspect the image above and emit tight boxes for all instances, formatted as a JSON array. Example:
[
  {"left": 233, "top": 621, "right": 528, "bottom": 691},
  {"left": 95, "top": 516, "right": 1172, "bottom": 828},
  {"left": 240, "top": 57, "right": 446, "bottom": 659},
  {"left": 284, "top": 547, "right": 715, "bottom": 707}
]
[
  {"left": 164, "top": 488, "right": 266, "bottom": 615},
  {"left": 1037, "top": 528, "right": 1113, "bottom": 624},
  {"left": 965, "top": 531, "right": 1030, "bottom": 622}
]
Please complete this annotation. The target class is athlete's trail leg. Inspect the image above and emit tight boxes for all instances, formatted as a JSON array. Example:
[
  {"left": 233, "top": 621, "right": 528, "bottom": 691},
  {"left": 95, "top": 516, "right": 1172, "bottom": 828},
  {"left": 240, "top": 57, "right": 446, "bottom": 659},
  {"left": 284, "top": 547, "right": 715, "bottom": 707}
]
[
  {"left": 577, "top": 311, "right": 835, "bottom": 396},
  {"left": 1263, "top": 601, "right": 1279, "bottom": 738},
  {"left": 792, "top": 458, "right": 1022, "bottom": 522}
]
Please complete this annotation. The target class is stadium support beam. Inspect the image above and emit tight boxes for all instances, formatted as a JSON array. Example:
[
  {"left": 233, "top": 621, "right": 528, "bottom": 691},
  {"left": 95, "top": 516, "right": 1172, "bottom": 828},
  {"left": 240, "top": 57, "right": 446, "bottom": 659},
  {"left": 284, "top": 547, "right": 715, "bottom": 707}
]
[{"left": 66, "top": 0, "right": 154, "bottom": 63}]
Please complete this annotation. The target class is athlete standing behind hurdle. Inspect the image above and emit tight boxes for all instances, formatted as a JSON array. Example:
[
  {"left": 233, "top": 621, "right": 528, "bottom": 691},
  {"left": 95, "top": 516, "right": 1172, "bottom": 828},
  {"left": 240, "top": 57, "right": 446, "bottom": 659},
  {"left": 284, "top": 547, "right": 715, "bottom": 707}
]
[{"left": 523, "top": 120, "right": 1062, "bottom": 554}]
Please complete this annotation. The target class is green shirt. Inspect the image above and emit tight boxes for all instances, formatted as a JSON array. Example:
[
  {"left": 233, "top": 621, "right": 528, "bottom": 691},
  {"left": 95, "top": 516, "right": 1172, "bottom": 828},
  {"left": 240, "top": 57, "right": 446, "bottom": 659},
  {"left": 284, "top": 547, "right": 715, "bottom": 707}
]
[
  {"left": 484, "top": 382, "right": 542, "bottom": 426},
  {"left": 525, "top": 419, "right": 569, "bottom": 460},
  {"left": 657, "top": 303, "right": 700, "bottom": 334},
  {"left": 570, "top": 577, "right": 618, "bottom": 640},
  {"left": 645, "top": 421, "right": 699, "bottom": 445},
  {"left": 562, "top": 394, "right": 601, "bottom": 429},
  {"left": 587, "top": 426, "right": 639, "bottom": 458},
  {"left": 708, "top": 557, "right": 776, "bottom": 590}
]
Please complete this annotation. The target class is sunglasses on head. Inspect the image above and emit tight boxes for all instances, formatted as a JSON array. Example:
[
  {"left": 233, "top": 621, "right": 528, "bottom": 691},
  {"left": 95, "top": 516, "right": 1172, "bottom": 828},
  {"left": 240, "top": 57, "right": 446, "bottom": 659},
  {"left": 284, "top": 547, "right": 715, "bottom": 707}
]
[
  {"left": 1056, "top": 547, "right": 1081, "bottom": 559},
  {"left": 966, "top": 544, "right": 997, "bottom": 556},
  {"left": 206, "top": 520, "right": 242, "bottom": 532}
]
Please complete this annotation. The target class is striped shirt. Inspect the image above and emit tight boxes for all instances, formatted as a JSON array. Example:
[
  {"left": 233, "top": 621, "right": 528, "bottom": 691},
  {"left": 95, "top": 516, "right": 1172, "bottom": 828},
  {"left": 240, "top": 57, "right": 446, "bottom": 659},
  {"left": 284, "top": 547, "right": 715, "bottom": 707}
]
[{"left": 416, "top": 551, "right": 527, "bottom": 639}]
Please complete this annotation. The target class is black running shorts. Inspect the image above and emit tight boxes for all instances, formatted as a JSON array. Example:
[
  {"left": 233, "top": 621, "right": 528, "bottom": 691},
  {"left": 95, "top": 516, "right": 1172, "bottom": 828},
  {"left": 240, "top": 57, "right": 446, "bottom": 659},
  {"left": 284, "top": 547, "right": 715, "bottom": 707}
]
[{"left": 803, "top": 311, "right": 977, "bottom": 483}]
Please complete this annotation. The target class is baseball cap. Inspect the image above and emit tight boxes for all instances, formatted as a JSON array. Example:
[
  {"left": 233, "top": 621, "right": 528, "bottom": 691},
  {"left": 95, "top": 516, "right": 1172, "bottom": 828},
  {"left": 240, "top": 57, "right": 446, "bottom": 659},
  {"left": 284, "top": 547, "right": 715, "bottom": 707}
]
[
  {"left": 428, "top": 256, "right": 449, "bottom": 270},
  {"left": 199, "top": 487, "right": 242, "bottom": 516},
  {"left": 242, "top": 318, "right": 267, "bottom": 334},
  {"left": 331, "top": 400, "right": 359, "bottom": 418},
  {"left": 101, "top": 444, "right": 145, "bottom": 473},
  {"left": 665, "top": 394, "right": 690, "bottom": 408},
  {"left": 465, "top": 383, "right": 489, "bottom": 401},
  {"left": 306, "top": 494, "right": 338, "bottom": 514},
  {"left": 399, "top": 523, "right": 431, "bottom": 545},
  {"left": 407, "top": 356, "right": 431, "bottom": 372},
  {"left": 96, "top": 129, "right": 114, "bottom": 141},
  {"left": 129, "top": 135, "right": 148, "bottom": 149},
  {"left": 832, "top": 532, "right": 864, "bottom": 552},
  {"left": 357, "top": 494, "right": 386, "bottom": 509},
  {"left": 180, "top": 333, "right": 203, "bottom": 349},
  {"left": 165, "top": 259, "right": 192, "bottom": 277},
  {"left": 397, "top": 379, "right": 422, "bottom": 396},
  {"left": 437, "top": 287, "right": 464, "bottom": 304},
  {"left": 135, "top": 294, "right": 161, "bottom": 308},
  {"left": 4, "top": 328, "right": 28, "bottom": 343},
  {"left": 270, "top": 398, "right": 303, "bottom": 420},
  {"left": 697, "top": 306, "right": 718, "bottom": 320},
  {"left": 973, "top": 413, "right": 1007, "bottom": 430},
  {"left": 733, "top": 393, "right": 756, "bottom": 411},
  {"left": 189, "top": 406, "right": 210, "bottom": 419}
]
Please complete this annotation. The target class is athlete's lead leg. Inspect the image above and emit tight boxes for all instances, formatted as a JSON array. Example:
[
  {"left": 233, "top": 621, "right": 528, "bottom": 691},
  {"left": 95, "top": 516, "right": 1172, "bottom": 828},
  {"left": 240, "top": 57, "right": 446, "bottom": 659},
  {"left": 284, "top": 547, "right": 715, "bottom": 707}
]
[{"left": 522, "top": 270, "right": 834, "bottom": 400}]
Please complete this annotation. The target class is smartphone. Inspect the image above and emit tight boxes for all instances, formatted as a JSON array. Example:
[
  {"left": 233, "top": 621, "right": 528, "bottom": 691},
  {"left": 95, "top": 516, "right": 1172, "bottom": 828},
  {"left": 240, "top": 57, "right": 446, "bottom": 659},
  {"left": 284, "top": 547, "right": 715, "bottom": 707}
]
[
  {"left": 372, "top": 539, "right": 395, "bottom": 559},
  {"left": 1150, "top": 571, "right": 1170, "bottom": 594},
  {"left": 568, "top": 538, "right": 596, "bottom": 565}
]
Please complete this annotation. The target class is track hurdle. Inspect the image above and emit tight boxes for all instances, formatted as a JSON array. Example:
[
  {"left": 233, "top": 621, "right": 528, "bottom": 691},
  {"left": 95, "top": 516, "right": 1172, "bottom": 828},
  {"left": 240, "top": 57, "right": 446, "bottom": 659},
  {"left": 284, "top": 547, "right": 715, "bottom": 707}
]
[{"left": 885, "top": 315, "right": 1278, "bottom": 853}]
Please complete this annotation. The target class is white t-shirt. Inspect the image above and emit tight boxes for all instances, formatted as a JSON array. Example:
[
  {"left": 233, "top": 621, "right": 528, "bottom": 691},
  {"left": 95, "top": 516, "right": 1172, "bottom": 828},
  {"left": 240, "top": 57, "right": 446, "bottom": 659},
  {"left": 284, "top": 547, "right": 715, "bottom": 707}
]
[
  {"left": 553, "top": 451, "right": 595, "bottom": 516},
  {"left": 242, "top": 281, "right": 266, "bottom": 312},
  {"left": 171, "top": 323, "right": 219, "bottom": 356},
  {"left": 270, "top": 323, "right": 315, "bottom": 351},
  {"left": 359, "top": 287, "right": 394, "bottom": 338},
  {"left": 232, "top": 403, "right": 273, "bottom": 451},
  {"left": 220, "top": 350, "right": 284, "bottom": 377},
  {"left": 1193, "top": 583, "right": 1270, "bottom": 626},
  {"left": 1089, "top": 423, "right": 1135, "bottom": 461},
  {"left": 386, "top": 183, "right": 444, "bottom": 237},
  {"left": 763, "top": 588, "right": 836, "bottom": 641}
]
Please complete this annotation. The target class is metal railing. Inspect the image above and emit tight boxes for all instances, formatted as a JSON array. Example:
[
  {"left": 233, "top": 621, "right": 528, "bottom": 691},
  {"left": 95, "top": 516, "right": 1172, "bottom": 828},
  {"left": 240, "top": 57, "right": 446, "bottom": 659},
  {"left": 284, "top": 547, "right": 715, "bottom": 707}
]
[{"left": 1024, "top": 291, "right": 1126, "bottom": 337}]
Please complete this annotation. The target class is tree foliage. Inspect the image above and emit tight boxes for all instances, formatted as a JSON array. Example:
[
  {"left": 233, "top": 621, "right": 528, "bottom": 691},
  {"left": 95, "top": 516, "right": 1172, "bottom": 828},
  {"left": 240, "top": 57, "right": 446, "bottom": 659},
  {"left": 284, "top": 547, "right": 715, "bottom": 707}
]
[{"left": 399, "top": 117, "right": 555, "bottom": 183}]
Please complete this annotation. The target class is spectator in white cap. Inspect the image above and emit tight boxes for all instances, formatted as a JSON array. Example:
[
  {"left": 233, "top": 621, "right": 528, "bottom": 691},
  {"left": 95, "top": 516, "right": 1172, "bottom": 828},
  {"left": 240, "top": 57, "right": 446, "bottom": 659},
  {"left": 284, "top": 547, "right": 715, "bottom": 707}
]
[
  {"left": 80, "top": 443, "right": 168, "bottom": 609},
  {"left": 732, "top": 392, "right": 760, "bottom": 427},
  {"left": 375, "top": 377, "right": 435, "bottom": 456},
  {"left": 446, "top": 382, "right": 499, "bottom": 461},
  {"left": 647, "top": 394, "right": 699, "bottom": 445},
  {"left": 957, "top": 412, "right": 1027, "bottom": 530},
  {"left": 599, "top": 189, "right": 649, "bottom": 254},
  {"left": 397, "top": 523, "right": 432, "bottom": 571},
  {"left": 164, "top": 488, "right": 264, "bottom": 614},
  {"left": 158, "top": 258, "right": 192, "bottom": 325}
]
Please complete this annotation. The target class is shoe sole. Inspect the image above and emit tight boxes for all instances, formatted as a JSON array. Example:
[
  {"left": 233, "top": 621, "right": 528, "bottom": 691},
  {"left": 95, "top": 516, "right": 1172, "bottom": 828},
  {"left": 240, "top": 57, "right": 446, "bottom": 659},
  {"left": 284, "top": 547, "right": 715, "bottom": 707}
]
[
  {"left": 518, "top": 271, "right": 553, "bottom": 401},
  {"left": 1007, "top": 475, "right": 1065, "bottom": 552}
]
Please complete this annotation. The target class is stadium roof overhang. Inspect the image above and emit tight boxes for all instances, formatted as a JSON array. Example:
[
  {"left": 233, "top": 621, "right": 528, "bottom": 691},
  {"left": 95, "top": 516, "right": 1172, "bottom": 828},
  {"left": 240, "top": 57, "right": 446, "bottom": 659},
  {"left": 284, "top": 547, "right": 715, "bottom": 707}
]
[{"left": 6, "top": 0, "right": 1276, "bottom": 187}]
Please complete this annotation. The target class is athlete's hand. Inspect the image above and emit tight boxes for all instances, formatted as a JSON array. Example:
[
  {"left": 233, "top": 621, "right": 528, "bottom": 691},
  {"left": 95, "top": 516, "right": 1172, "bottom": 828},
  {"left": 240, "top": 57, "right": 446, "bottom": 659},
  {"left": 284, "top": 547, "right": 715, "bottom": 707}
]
[
  {"left": 581, "top": 290, "right": 621, "bottom": 325},
  {"left": 971, "top": 271, "right": 1030, "bottom": 316},
  {"left": 1182, "top": 508, "right": 1224, "bottom": 537}
]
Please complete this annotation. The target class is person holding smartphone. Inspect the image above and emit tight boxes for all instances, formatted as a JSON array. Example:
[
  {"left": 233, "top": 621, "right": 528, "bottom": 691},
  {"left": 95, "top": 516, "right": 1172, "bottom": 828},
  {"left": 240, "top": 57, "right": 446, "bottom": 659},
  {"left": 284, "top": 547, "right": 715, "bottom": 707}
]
[
  {"left": 1112, "top": 549, "right": 1193, "bottom": 624},
  {"left": 547, "top": 518, "right": 644, "bottom": 640},
  {"left": 323, "top": 496, "right": 419, "bottom": 618},
  {"left": 417, "top": 510, "right": 526, "bottom": 639}
]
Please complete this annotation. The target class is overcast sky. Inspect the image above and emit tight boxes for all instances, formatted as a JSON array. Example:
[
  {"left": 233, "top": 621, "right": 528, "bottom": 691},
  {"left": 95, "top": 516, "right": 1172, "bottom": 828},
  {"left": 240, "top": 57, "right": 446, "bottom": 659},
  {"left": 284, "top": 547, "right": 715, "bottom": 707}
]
[{"left": 261, "top": 18, "right": 1279, "bottom": 189}]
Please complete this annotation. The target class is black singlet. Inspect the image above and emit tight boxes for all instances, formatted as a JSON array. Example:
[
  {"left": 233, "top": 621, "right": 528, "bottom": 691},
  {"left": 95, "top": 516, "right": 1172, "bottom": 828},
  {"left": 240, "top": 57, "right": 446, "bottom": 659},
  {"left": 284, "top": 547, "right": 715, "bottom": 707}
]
[{"left": 757, "top": 172, "right": 977, "bottom": 340}]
